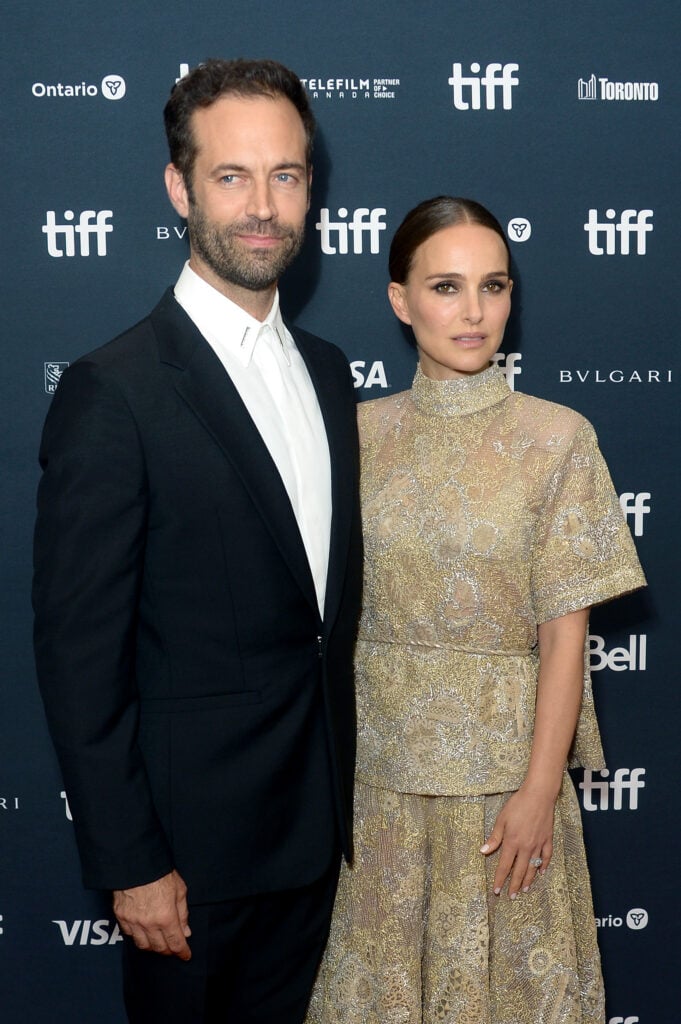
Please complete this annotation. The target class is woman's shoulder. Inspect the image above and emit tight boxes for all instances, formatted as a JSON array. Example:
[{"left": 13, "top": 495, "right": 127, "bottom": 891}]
[
  {"left": 357, "top": 388, "right": 412, "bottom": 437},
  {"left": 508, "top": 390, "right": 596, "bottom": 446}
]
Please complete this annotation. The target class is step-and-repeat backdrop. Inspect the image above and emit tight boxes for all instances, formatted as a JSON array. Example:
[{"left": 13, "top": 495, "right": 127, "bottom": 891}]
[{"left": 3, "top": 2, "right": 678, "bottom": 1020}]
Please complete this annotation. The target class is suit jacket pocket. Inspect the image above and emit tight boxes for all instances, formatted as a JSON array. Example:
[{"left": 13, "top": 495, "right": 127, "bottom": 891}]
[{"left": 140, "top": 691, "right": 262, "bottom": 713}]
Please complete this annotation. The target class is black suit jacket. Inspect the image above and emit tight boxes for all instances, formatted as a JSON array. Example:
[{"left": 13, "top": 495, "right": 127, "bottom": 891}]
[{"left": 33, "top": 289, "right": 362, "bottom": 903}]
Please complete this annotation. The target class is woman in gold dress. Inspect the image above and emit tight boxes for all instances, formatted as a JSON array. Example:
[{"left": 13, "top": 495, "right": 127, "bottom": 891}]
[{"left": 307, "top": 197, "right": 645, "bottom": 1024}]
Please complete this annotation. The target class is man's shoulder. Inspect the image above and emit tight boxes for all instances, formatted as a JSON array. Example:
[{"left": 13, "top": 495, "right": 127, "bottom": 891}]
[
  {"left": 288, "top": 323, "right": 347, "bottom": 365},
  {"left": 71, "top": 288, "right": 181, "bottom": 374}
]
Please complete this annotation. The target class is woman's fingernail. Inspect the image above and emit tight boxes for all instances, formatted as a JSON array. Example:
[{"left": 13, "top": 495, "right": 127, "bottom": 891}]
[
  {"left": 523, "top": 886, "right": 530, "bottom": 893},
  {"left": 510, "top": 892, "right": 517, "bottom": 900},
  {"left": 494, "top": 887, "right": 501, "bottom": 896},
  {"left": 480, "top": 844, "right": 490, "bottom": 853}
]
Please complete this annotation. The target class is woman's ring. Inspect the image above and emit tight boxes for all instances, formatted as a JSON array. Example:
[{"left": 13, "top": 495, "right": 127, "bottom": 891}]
[{"left": 529, "top": 856, "right": 543, "bottom": 868}]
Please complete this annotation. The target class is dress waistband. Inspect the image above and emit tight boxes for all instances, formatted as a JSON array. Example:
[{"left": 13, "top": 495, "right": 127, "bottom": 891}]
[{"left": 356, "top": 636, "right": 536, "bottom": 659}]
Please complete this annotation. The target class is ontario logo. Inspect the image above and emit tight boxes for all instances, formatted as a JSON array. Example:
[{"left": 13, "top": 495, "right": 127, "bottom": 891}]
[
  {"left": 507, "top": 217, "right": 531, "bottom": 242},
  {"left": 32, "top": 74, "right": 126, "bottom": 101},
  {"left": 596, "top": 909, "right": 649, "bottom": 931},
  {"left": 44, "top": 362, "right": 69, "bottom": 394}
]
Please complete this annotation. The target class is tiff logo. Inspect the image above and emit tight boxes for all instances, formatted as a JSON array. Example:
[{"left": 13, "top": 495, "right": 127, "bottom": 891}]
[
  {"left": 43, "top": 210, "right": 113, "bottom": 257},
  {"left": 449, "top": 62, "right": 519, "bottom": 110},
  {"left": 584, "top": 209, "right": 653, "bottom": 255},
  {"left": 60, "top": 790, "right": 73, "bottom": 821},
  {"left": 619, "top": 492, "right": 650, "bottom": 536},
  {"left": 579, "top": 768, "right": 645, "bottom": 811},
  {"left": 490, "top": 351, "right": 522, "bottom": 390},
  {"left": 609, "top": 1018, "right": 640, "bottom": 1024},
  {"left": 316, "top": 207, "right": 386, "bottom": 254}
]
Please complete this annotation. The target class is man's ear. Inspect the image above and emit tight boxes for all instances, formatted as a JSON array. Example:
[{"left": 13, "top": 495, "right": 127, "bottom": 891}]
[
  {"left": 387, "top": 282, "right": 412, "bottom": 326},
  {"left": 164, "top": 164, "right": 190, "bottom": 219}
]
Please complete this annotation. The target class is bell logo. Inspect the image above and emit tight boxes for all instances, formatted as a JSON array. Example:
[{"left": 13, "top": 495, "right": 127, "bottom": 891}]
[
  {"left": 350, "top": 360, "right": 388, "bottom": 389},
  {"left": 584, "top": 209, "right": 653, "bottom": 255},
  {"left": 619, "top": 492, "right": 650, "bottom": 536},
  {"left": 490, "top": 351, "right": 522, "bottom": 390},
  {"left": 53, "top": 919, "right": 123, "bottom": 945},
  {"left": 42, "top": 210, "right": 113, "bottom": 257},
  {"left": 589, "top": 634, "right": 646, "bottom": 672},
  {"left": 579, "top": 768, "right": 645, "bottom": 811},
  {"left": 449, "top": 62, "right": 519, "bottom": 110},
  {"left": 316, "top": 207, "right": 386, "bottom": 254}
]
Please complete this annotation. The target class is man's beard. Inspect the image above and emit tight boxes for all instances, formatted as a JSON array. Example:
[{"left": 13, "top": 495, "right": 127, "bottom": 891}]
[{"left": 186, "top": 202, "right": 305, "bottom": 292}]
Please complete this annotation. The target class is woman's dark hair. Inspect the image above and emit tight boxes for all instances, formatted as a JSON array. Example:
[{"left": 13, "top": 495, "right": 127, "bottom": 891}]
[
  {"left": 389, "top": 196, "right": 511, "bottom": 283},
  {"left": 164, "top": 58, "right": 315, "bottom": 188}
]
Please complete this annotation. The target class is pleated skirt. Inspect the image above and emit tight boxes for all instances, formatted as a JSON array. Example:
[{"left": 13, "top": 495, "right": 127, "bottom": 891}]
[{"left": 306, "top": 776, "right": 604, "bottom": 1024}]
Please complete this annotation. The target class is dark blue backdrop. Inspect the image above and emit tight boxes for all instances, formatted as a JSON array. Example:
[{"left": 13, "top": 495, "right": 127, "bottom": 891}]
[{"left": 2, "top": 2, "right": 678, "bottom": 1020}]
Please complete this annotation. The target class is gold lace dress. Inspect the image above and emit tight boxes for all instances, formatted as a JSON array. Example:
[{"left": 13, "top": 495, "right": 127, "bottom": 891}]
[{"left": 307, "top": 364, "right": 645, "bottom": 1024}]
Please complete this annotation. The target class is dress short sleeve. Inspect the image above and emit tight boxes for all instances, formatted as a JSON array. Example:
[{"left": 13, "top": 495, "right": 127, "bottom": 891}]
[{"left": 531, "top": 420, "right": 646, "bottom": 625}]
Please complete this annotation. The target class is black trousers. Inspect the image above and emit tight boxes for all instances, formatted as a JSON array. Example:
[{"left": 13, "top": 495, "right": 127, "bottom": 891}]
[{"left": 122, "top": 857, "right": 340, "bottom": 1024}]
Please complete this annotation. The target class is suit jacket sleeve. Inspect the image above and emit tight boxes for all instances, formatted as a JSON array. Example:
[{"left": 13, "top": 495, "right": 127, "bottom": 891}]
[{"left": 33, "top": 358, "right": 173, "bottom": 890}]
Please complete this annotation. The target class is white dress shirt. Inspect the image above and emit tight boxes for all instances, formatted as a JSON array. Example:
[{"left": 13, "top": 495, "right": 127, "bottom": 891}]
[{"left": 174, "top": 262, "right": 332, "bottom": 617}]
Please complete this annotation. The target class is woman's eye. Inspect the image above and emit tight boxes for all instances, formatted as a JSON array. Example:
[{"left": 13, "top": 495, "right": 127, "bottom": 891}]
[{"left": 434, "top": 282, "right": 457, "bottom": 294}]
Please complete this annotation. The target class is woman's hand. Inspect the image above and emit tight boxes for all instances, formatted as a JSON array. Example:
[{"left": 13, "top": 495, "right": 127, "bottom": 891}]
[{"left": 480, "top": 783, "right": 556, "bottom": 898}]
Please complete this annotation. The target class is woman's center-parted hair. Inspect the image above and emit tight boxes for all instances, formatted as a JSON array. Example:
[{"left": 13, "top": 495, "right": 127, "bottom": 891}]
[{"left": 388, "top": 196, "right": 511, "bottom": 284}]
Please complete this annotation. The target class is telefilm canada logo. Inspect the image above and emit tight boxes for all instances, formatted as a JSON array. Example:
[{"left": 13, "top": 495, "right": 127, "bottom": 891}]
[
  {"left": 578, "top": 74, "right": 658, "bottom": 102},
  {"left": 300, "top": 73, "right": 400, "bottom": 101},
  {"left": 32, "top": 74, "right": 126, "bottom": 101},
  {"left": 44, "top": 362, "right": 69, "bottom": 394},
  {"left": 449, "top": 62, "right": 519, "bottom": 110}
]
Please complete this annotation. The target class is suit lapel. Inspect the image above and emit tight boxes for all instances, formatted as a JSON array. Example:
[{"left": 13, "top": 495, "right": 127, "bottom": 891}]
[{"left": 150, "top": 290, "right": 319, "bottom": 614}]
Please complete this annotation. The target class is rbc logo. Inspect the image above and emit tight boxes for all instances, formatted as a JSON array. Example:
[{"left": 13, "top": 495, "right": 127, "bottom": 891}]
[
  {"left": 579, "top": 768, "right": 645, "bottom": 810},
  {"left": 449, "top": 62, "right": 519, "bottom": 110},
  {"left": 490, "top": 351, "right": 521, "bottom": 390},
  {"left": 42, "top": 210, "right": 113, "bottom": 257},
  {"left": 619, "top": 492, "right": 650, "bottom": 536},
  {"left": 350, "top": 360, "right": 388, "bottom": 390},
  {"left": 44, "top": 362, "right": 69, "bottom": 395},
  {"left": 589, "top": 634, "right": 646, "bottom": 672},
  {"left": 584, "top": 209, "right": 653, "bottom": 255},
  {"left": 316, "top": 207, "right": 386, "bottom": 254}
]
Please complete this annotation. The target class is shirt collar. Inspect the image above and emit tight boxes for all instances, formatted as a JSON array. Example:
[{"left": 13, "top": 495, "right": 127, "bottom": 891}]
[{"left": 173, "top": 261, "right": 291, "bottom": 367}]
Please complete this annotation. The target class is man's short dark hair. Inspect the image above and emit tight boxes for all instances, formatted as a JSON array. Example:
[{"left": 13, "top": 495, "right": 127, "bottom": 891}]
[{"left": 164, "top": 58, "right": 315, "bottom": 187}]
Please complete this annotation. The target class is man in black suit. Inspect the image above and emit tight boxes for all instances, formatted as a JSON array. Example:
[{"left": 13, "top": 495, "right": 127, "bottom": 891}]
[{"left": 33, "top": 58, "right": 361, "bottom": 1023}]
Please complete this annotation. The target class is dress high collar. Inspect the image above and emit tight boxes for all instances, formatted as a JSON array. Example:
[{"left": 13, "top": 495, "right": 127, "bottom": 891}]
[{"left": 410, "top": 362, "right": 511, "bottom": 417}]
